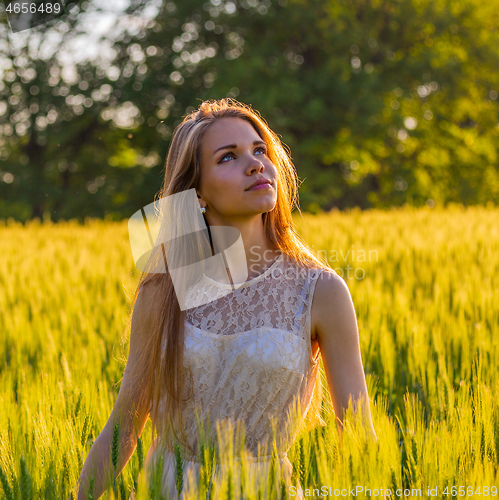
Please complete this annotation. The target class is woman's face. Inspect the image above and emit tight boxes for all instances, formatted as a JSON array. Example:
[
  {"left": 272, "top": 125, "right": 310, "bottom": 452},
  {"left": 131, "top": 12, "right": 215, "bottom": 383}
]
[{"left": 197, "top": 117, "right": 278, "bottom": 224}]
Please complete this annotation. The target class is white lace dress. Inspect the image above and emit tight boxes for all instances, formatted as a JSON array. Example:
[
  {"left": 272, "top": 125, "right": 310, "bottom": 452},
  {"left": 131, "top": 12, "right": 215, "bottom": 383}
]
[{"left": 137, "top": 253, "right": 326, "bottom": 499}]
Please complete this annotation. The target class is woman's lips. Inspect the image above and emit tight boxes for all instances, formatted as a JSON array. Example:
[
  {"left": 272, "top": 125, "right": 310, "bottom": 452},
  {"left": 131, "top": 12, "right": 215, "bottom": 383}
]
[{"left": 247, "top": 182, "right": 271, "bottom": 191}]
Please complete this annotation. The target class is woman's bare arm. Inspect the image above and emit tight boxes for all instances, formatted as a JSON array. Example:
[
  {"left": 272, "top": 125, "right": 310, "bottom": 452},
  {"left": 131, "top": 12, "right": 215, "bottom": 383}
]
[
  {"left": 313, "top": 270, "right": 377, "bottom": 443},
  {"left": 74, "top": 285, "right": 155, "bottom": 500}
]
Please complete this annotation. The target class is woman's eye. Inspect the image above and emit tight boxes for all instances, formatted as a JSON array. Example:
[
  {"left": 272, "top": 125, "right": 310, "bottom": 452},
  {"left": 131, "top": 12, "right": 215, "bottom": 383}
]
[
  {"left": 219, "top": 147, "right": 266, "bottom": 163},
  {"left": 219, "top": 152, "right": 236, "bottom": 163}
]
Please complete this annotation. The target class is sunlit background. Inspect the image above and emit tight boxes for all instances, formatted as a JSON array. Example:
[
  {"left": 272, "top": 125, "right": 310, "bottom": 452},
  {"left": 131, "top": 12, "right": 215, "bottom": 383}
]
[
  {"left": 1, "top": 0, "right": 498, "bottom": 222},
  {"left": 0, "top": 1, "right": 498, "bottom": 498}
]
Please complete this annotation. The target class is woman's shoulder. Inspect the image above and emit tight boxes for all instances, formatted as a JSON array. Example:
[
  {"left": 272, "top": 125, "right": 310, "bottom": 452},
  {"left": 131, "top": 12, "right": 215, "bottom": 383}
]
[
  {"left": 313, "top": 266, "right": 344, "bottom": 292},
  {"left": 310, "top": 268, "right": 351, "bottom": 333}
]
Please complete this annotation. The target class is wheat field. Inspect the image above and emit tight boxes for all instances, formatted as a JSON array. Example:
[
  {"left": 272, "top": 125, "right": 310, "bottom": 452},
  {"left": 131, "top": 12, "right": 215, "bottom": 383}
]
[{"left": 0, "top": 204, "right": 498, "bottom": 499}]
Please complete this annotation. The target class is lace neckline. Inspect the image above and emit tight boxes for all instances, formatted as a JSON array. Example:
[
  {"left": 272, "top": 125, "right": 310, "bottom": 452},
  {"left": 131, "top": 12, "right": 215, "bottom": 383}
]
[{"left": 202, "top": 253, "right": 284, "bottom": 289}]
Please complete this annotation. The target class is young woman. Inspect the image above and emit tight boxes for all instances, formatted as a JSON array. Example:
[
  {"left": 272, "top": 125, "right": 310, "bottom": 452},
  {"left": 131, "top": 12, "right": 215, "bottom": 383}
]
[{"left": 74, "top": 98, "right": 377, "bottom": 499}]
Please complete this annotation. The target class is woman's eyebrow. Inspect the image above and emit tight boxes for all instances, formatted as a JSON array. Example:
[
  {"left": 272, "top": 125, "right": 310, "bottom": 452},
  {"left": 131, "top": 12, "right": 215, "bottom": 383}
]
[{"left": 212, "top": 140, "right": 266, "bottom": 157}]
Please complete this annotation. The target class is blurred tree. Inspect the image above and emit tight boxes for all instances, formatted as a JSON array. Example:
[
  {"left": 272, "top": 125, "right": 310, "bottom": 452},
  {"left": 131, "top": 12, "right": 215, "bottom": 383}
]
[
  {"left": 0, "top": 0, "right": 498, "bottom": 222},
  {"left": 108, "top": 0, "right": 499, "bottom": 211},
  {"left": 0, "top": 1, "right": 164, "bottom": 221}
]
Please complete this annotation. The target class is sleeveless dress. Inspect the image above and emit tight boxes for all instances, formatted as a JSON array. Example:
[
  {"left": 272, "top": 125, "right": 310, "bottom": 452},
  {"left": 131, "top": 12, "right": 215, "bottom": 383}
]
[{"left": 134, "top": 253, "right": 326, "bottom": 499}]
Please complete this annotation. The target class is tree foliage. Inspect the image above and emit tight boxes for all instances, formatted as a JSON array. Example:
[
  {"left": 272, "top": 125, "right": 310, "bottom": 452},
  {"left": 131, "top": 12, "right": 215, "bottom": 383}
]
[{"left": 0, "top": 0, "right": 498, "bottom": 221}]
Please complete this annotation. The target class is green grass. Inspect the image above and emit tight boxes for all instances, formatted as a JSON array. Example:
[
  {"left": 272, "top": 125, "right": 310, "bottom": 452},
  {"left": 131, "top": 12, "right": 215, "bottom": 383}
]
[{"left": 0, "top": 204, "right": 498, "bottom": 499}]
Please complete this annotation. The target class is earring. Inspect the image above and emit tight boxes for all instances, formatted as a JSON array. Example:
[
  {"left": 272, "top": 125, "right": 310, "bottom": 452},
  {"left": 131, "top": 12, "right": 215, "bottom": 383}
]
[{"left": 199, "top": 205, "right": 206, "bottom": 214}]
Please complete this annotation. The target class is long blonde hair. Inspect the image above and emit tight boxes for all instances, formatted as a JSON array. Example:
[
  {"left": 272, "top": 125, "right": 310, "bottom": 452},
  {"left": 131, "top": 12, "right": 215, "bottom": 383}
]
[{"left": 125, "top": 98, "right": 333, "bottom": 459}]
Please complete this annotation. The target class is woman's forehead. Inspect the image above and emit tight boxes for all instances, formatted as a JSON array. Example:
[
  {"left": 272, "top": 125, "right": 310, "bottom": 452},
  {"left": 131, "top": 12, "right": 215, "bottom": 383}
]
[{"left": 203, "top": 119, "right": 260, "bottom": 158}]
